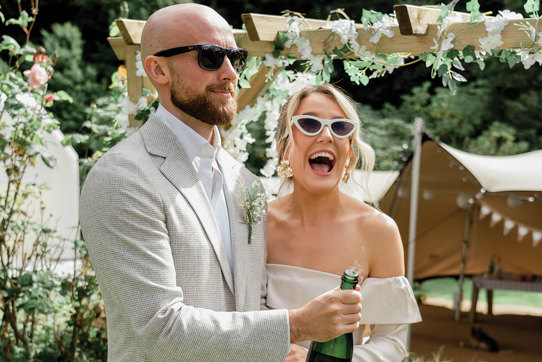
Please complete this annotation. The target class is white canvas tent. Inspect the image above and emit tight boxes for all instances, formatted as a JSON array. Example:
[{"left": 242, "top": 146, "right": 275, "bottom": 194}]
[
  {"left": 380, "top": 136, "right": 542, "bottom": 280},
  {"left": 260, "top": 170, "right": 399, "bottom": 203}
]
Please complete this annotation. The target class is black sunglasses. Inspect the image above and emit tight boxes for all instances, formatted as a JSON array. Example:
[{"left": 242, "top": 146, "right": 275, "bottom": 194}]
[{"left": 154, "top": 44, "right": 248, "bottom": 74}]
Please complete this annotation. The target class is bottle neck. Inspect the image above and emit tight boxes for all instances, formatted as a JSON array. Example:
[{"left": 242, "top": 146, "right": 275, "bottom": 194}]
[{"left": 340, "top": 270, "right": 359, "bottom": 290}]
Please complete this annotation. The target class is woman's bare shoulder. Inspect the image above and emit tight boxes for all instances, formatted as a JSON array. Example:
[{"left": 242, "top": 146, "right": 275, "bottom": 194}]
[
  {"left": 268, "top": 195, "right": 291, "bottom": 219},
  {"left": 349, "top": 200, "right": 404, "bottom": 278}
]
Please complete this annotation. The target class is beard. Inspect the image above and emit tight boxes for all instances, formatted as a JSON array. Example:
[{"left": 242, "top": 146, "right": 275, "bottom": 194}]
[{"left": 170, "top": 80, "right": 237, "bottom": 126}]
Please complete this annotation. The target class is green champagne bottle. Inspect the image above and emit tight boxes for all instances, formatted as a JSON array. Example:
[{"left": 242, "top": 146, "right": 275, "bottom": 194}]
[{"left": 306, "top": 269, "right": 360, "bottom": 362}]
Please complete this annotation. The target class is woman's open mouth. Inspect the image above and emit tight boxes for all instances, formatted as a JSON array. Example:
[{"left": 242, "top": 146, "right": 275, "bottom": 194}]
[{"left": 308, "top": 151, "right": 335, "bottom": 174}]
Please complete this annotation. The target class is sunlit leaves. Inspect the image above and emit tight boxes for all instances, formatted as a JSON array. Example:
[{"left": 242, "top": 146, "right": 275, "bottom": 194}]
[{"left": 466, "top": 0, "right": 482, "bottom": 21}]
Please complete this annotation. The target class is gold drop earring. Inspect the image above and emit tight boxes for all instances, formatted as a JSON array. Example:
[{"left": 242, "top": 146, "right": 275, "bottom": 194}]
[
  {"left": 277, "top": 160, "right": 293, "bottom": 179},
  {"left": 342, "top": 163, "right": 351, "bottom": 183}
]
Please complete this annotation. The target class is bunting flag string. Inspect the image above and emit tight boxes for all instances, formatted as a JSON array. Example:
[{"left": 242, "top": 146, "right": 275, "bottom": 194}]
[{"left": 479, "top": 203, "right": 542, "bottom": 247}]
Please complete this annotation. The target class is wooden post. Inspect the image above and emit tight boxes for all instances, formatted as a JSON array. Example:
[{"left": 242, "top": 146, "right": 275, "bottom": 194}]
[
  {"left": 125, "top": 45, "right": 144, "bottom": 127},
  {"left": 455, "top": 201, "right": 474, "bottom": 321}
]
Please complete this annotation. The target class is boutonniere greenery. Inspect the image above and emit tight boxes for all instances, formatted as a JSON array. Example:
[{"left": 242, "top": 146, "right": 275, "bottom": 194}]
[{"left": 239, "top": 181, "right": 267, "bottom": 244}]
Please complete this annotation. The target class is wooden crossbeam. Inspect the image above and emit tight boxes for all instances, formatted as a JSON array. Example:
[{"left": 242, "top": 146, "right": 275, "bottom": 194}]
[
  {"left": 116, "top": 19, "right": 146, "bottom": 45},
  {"left": 394, "top": 4, "right": 471, "bottom": 35},
  {"left": 239, "top": 13, "right": 542, "bottom": 57},
  {"left": 108, "top": 12, "right": 542, "bottom": 127},
  {"left": 108, "top": 37, "right": 127, "bottom": 60},
  {"left": 242, "top": 13, "right": 328, "bottom": 41}
]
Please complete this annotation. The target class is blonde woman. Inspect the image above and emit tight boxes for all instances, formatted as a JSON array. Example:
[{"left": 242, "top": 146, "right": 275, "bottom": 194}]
[{"left": 266, "top": 83, "right": 421, "bottom": 361}]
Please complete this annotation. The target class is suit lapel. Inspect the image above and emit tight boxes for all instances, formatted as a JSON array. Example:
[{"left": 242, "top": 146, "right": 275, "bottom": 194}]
[
  {"left": 140, "top": 116, "right": 234, "bottom": 294},
  {"left": 218, "top": 150, "right": 249, "bottom": 311}
]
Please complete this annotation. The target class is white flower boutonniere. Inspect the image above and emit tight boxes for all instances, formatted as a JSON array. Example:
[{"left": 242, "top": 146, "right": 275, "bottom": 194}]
[{"left": 239, "top": 181, "right": 267, "bottom": 244}]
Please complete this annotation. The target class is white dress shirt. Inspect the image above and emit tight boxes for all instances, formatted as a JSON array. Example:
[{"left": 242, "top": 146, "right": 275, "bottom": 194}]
[{"left": 156, "top": 105, "right": 234, "bottom": 273}]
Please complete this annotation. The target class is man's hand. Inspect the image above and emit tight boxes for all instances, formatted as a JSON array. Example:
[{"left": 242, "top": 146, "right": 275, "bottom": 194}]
[
  {"left": 288, "top": 286, "right": 362, "bottom": 342},
  {"left": 285, "top": 344, "right": 308, "bottom": 361}
]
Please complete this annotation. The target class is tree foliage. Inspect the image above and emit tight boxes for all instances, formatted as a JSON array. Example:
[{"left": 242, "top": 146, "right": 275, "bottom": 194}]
[{"left": 1, "top": 0, "right": 540, "bottom": 169}]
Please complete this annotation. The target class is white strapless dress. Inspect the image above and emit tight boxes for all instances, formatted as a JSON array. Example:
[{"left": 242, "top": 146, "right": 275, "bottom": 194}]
[{"left": 266, "top": 264, "right": 422, "bottom": 362}]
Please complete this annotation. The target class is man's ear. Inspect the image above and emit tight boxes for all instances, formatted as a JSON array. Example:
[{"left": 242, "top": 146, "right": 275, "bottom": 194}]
[{"left": 144, "top": 56, "right": 169, "bottom": 85}]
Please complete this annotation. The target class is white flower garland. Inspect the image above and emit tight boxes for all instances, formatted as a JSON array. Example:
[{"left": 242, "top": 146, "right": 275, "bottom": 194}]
[
  {"left": 479, "top": 10, "right": 524, "bottom": 52},
  {"left": 134, "top": 3, "right": 542, "bottom": 177},
  {"left": 221, "top": 70, "right": 317, "bottom": 176}
]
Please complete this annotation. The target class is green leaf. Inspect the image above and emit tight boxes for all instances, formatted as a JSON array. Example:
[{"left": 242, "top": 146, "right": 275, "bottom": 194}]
[
  {"left": 462, "top": 45, "right": 476, "bottom": 61},
  {"left": 6, "top": 10, "right": 31, "bottom": 27},
  {"left": 238, "top": 78, "right": 251, "bottom": 88},
  {"left": 322, "top": 69, "right": 331, "bottom": 83},
  {"left": 55, "top": 90, "right": 73, "bottom": 103},
  {"left": 19, "top": 272, "right": 33, "bottom": 287},
  {"left": 445, "top": 50, "right": 460, "bottom": 59},
  {"left": 315, "top": 73, "right": 323, "bottom": 85},
  {"left": 425, "top": 53, "right": 436, "bottom": 67},
  {"left": 386, "top": 56, "right": 399, "bottom": 65},
  {"left": 360, "top": 74, "right": 370, "bottom": 86},
  {"left": 437, "top": 5, "right": 450, "bottom": 23},
  {"left": 466, "top": 0, "right": 482, "bottom": 21},
  {"left": 524, "top": 0, "right": 540, "bottom": 15},
  {"left": 437, "top": 63, "right": 449, "bottom": 77},
  {"left": 277, "top": 31, "right": 289, "bottom": 46},
  {"left": 109, "top": 21, "right": 120, "bottom": 37},
  {"left": 333, "top": 45, "right": 350, "bottom": 57},
  {"left": 0, "top": 35, "right": 20, "bottom": 52},
  {"left": 324, "top": 58, "right": 334, "bottom": 74},
  {"left": 451, "top": 71, "right": 467, "bottom": 82},
  {"left": 349, "top": 60, "right": 372, "bottom": 68},
  {"left": 477, "top": 59, "right": 486, "bottom": 70},
  {"left": 41, "top": 153, "right": 57, "bottom": 168}
]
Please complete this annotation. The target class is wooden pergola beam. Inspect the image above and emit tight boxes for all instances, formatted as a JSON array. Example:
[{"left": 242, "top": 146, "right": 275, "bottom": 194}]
[
  {"left": 108, "top": 37, "right": 127, "bottom": 60},
  {"left": 108, "top": 11, "right": 542, "bottom": 127},
  {"left": 242, "top": 13, "right": 328, "bottom": 41},
  {"left": 116, "top": 18, "right": 146, "bottom": 45},
  {"left": 393, "top": 4, "right": 472, "bottom": 35},
  {"left": 239, "top": 13, "right": 541, "bottom": 57}
]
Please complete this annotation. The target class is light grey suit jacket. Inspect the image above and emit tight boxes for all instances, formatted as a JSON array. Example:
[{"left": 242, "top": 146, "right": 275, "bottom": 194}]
[{"left": 80, "top": 115, "right": 289, "bottom": 361}]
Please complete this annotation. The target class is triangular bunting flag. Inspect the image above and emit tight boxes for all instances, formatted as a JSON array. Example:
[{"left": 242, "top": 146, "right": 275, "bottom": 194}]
[
  {"left": 517, "top": 226, "right": 529, "bottom": 242},
  {"left": 503, "top": 219, "right": 515, "bottom": 235},
  {"left": 479, "top": 205, "right": 491, "bottom": 220},
  {"left": 490, "top": 212, "right": 502, "bottom": 228},
  {"left": 533, "top": 231, "right": 542, "bottom": 247}
]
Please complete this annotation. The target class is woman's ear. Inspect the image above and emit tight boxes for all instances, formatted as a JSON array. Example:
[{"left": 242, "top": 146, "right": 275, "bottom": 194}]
[{"left": 144, "top": 56, "right": 169, "bottom": 85}]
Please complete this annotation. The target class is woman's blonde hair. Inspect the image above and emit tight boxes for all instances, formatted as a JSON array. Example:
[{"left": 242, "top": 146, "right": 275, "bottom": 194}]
[{"left": 276, "top": 83, "right": 375, "bottom": 185}]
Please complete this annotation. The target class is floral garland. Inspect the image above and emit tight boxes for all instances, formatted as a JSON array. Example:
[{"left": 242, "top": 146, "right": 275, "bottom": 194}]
[
  {"left": 220, "top": 0, "right": 542, "bottom": 175},
  {"left": 129, "top": 0, "right": 542, "bottom": 177}
]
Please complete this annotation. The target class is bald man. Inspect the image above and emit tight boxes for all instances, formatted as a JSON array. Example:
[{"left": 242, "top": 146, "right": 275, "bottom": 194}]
[{"left": 80, "top": 4, "right": 361, "bottom": 361}]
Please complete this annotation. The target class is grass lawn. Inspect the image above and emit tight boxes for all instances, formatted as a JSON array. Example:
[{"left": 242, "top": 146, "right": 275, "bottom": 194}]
[{"left": 418, "top": 277, "right": 542, "bottom": 309}]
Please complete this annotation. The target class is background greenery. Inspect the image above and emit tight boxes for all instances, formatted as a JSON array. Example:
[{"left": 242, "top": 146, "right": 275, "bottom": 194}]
[
  {"left": 1, "top": 0, "right": 541, "bottom": 173},
  {"left": 1, "top": 1, "right": 541, "bottom": 359},
  {"left": 421, "top": 277, "right": 542, "bottom": 308}
]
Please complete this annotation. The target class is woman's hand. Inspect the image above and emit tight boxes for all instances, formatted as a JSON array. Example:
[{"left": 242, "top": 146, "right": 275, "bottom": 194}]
[{"left": 286, "top": 344, "right": 308, "bottom": 362}]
